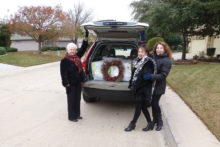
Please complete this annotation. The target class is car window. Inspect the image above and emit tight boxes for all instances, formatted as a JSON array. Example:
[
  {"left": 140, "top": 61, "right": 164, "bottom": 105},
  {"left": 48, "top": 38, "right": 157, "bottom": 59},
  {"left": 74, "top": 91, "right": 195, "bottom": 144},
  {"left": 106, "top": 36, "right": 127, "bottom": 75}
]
[{"left": 92, "top": 44, "right": 137, "bottom": 61}]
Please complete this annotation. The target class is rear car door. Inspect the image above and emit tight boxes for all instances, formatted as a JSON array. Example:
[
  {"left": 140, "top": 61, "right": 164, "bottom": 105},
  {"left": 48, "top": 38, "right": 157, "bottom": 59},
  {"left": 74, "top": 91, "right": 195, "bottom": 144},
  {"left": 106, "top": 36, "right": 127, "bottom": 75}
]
[{"left": 82, "top": 20, "right": 148, "bottom": 41}]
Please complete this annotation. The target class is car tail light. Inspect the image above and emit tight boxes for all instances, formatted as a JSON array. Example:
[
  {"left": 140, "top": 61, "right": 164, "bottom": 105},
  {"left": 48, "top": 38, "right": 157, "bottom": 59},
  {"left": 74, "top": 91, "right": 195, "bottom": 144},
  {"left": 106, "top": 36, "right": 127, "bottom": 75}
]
[
  {"left": 139, "top": 41, "right": 146, "bottom": 45},
  {"left": 82, "top": 42, "right": 96, "bottom": 75},
  {"left": 82, "top": 61, "right": 87, "bottom": 74}
]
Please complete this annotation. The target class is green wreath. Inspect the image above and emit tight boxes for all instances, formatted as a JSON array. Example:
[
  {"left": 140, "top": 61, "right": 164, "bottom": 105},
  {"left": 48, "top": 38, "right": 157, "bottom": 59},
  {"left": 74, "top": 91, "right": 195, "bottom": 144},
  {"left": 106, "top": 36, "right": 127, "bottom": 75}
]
[{"left": 102, "top": 60, "right": 124, "bottom": 82}]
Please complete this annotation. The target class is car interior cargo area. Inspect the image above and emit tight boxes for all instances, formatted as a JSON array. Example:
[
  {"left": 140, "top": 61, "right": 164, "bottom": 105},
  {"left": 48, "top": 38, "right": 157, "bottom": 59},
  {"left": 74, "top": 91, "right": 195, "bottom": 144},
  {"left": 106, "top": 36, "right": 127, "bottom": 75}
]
[{"left": 88, "top": 43, "right": 137, "bottom": 83}]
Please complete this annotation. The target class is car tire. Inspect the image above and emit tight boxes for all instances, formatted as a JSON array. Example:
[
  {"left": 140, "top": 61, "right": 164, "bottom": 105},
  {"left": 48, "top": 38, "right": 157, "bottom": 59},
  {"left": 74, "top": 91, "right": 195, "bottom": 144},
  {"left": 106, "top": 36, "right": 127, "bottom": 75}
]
[{"left": 83, "top": 94, "right": 97, "bottom": 103}]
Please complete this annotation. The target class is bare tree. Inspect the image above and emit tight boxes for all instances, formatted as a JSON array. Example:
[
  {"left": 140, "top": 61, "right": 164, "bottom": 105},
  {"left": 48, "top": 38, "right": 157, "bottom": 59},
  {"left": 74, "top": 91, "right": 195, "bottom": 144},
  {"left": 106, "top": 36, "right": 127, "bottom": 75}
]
[{"left": 66, "top": 3, "right": 93, "bottom": 46}]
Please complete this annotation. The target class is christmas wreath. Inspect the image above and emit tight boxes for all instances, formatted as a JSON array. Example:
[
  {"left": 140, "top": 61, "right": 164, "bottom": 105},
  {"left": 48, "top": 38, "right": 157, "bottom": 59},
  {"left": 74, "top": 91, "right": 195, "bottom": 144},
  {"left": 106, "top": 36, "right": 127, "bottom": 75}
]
[{"left": 102, "top": 60, "right": 124, "bottom": 82}]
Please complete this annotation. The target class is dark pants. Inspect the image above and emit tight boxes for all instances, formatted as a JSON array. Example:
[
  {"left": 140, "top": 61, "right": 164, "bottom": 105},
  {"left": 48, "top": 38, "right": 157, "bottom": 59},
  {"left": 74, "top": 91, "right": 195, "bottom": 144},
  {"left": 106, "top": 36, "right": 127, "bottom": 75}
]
[
  {"left": 66, "top": 84, "right": 81, "bottom": 120},
  {"left": 151, "top": 94, "right": 162, "bottom": 122},
  {"left": 131, "top": 93, "right": 151, "bottom": 124}
]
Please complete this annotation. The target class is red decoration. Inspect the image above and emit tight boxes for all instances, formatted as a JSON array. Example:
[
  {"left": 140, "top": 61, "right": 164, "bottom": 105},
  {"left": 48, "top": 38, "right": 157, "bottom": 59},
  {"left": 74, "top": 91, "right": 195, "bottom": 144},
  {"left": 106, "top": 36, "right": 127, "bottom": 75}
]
[{"left": 102, "top": 60, "right": 124, "bottom": 82}]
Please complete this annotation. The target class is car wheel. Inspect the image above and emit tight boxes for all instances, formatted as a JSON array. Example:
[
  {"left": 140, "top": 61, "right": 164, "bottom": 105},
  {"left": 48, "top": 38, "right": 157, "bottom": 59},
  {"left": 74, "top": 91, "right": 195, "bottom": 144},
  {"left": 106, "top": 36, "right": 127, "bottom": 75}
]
[{"left": 83, "top": 94, "right": 97, "bottom": 103}]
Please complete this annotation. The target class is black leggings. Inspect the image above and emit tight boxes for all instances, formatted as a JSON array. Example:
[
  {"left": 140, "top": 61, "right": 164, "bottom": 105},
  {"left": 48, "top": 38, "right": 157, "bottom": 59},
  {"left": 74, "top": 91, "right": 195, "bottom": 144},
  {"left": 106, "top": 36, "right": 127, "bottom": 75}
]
[
  {"left": 66, "top": 84, "right": 81, "bottom": 119},
  {"left": 151, "top": 94, "right": 162, "bottom": 120},
  {"left": 131, "top": 94, "right": 151, "bottom": 124}
]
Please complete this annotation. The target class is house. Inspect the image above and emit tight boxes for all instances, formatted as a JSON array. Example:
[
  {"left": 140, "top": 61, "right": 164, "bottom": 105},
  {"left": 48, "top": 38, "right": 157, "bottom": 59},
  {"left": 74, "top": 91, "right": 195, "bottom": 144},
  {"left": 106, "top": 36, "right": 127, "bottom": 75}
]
[
  {"left": 10, "top": 34, "right": 83, "bottom": 51},
  {"left": 189, "top": 35, "right": 220, "bottom": 57}
]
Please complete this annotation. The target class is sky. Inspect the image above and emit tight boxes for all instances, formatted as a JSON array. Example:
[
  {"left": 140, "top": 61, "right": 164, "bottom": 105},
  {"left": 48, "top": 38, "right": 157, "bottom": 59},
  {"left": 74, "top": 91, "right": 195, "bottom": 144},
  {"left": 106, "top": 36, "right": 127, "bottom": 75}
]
[{"left": 0, "top": 0, "right": 136, "bottom": 22}]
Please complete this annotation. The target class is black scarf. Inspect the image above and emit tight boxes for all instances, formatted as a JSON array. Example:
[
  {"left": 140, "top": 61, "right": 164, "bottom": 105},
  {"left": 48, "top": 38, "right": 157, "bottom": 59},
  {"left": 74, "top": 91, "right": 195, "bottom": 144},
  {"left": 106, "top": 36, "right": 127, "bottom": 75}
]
[{"left": 131, "top": 55, "right": 157, "bottom": 94}]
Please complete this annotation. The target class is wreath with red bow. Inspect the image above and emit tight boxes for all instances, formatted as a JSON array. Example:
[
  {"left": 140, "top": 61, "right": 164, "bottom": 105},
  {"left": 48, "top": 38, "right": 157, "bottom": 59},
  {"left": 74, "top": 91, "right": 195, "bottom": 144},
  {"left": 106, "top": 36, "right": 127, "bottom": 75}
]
[{"left": 102, "top": 60, "right": 124, "bottom": 82}]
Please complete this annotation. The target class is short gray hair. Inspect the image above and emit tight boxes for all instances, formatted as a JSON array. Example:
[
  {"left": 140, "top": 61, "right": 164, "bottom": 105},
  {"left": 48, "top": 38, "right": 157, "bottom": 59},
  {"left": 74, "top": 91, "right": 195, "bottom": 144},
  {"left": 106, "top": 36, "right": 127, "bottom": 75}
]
[{"left": 67, "top": 43, "right": 77, "bottom": 51}]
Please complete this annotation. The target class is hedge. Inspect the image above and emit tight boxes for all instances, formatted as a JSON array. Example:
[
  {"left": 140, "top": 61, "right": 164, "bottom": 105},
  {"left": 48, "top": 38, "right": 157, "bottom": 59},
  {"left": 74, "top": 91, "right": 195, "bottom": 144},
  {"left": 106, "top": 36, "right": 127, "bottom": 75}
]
[
  {"left": 207, "top": 48, "right": 216, "bottom": 57},
  {"left": 0, "top": 47, "right": 7, "bottom": 55},
  {"left": 6, "top": 47, "right": 18, "bottom": 52},
  {"left": 41, "top": 46, "right": 66, "bottom": 52},
  {"left": 147, "top": 37, "right": 164, "bottom": 51}
]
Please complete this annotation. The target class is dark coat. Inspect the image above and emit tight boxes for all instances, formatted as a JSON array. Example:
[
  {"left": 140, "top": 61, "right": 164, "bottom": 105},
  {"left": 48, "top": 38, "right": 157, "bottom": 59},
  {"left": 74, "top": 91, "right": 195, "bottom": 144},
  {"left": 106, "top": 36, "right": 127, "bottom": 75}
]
[
  {"left": 151, "top": 53, "right": 172, "bottom": 95},
  {"left": 129, "top": 58, "right": 155, "bottom": 99},
  {"left": 60, "top": 40, "right": 88, "bottom": 87}
]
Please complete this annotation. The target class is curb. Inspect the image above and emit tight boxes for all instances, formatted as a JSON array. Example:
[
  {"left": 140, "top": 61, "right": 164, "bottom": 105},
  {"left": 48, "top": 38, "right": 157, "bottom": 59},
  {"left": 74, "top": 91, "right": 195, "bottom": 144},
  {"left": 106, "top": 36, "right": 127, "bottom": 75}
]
[
  {"left": 162, "top": 111, "right": 178, "bottom": 147},
  {"left": 0, "top": 62, "right": 59, "bottom": 77}
]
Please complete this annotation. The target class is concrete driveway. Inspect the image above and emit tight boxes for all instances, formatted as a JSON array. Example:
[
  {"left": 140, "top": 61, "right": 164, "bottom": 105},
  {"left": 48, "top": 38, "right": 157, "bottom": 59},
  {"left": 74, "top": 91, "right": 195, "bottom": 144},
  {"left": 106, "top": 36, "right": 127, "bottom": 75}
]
[{"left": 0, "top": 62, "right": 167, "bottom": 147}]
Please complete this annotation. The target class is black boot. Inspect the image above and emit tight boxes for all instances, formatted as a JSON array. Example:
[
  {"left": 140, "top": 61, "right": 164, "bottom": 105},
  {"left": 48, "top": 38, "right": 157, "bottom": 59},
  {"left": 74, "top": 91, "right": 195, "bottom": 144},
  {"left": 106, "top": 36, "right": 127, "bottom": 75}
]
[
  {"left": 152, "top": 118, "right": 157, "bottom": 130},
  {"left": 151, "top": 113, "right": 157, "bottom": 130},
  {"left": 142, "top": 121, "right": 154, "bottom": 131},
  {"left": 156, "top": 115, "right": 163, "bottom": 131},
  {"left": 125, "top": 122, "right": 136, "bottom": 132}
]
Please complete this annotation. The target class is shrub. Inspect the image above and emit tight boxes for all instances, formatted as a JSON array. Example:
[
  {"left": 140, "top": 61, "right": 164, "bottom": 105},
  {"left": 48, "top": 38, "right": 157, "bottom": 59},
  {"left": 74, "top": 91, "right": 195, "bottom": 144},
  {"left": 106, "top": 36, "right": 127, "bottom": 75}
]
[
  {"left": 193, "top": 55, "right": 199, "bottom": 60},
  {"left": 0, "top": 47, "right": 7, "bottom": 55},
  {"left": 41, "top": 46, "right": 50, "bottom": 52},
  {"left": 42, "top": 46, "right": 65, "bottom": 51},
  {"left": 6, "top": 47, "right": 18, "bottom": 52},
  {"left": 207, "top": 48, "right": 216, "bottom": 57},
  {"left": 59, "top": 47, "right": 66, "bottom": 50},
  {"left": 147, "top": 37, "right": 164, "bottom": 51},
  {"left": 50, "top": 46, "right": 59, "bottom": 51}
]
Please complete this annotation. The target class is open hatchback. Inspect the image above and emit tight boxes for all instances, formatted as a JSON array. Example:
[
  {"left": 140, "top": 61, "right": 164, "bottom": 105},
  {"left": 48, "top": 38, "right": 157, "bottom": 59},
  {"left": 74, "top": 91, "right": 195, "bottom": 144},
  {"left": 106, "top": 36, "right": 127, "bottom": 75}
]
[{"left": 81, "top": 20, "right": 148, "bottom": 102}]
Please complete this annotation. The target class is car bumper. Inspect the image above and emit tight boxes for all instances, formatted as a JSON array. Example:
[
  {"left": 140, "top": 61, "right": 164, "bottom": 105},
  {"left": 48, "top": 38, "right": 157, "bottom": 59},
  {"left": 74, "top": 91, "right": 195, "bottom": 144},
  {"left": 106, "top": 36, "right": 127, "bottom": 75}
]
[{"left": 82, "top": 87, "right": 134, "bottom": 101}]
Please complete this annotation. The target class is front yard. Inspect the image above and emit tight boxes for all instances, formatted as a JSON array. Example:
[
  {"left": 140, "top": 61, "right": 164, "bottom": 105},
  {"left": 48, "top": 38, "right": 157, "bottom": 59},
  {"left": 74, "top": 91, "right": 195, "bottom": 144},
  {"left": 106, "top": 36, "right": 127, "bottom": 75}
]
[
  {"left": 167, "top": 62, "right": 220, "bottom": 140},
  {"left": 0, "top": 51, "right": 66, "bottom": 67}
]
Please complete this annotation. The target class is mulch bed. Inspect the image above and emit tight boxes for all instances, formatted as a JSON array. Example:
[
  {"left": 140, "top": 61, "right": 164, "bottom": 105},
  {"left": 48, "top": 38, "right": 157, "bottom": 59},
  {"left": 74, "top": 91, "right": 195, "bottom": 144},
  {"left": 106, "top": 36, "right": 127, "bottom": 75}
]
[
  {"left": 197, "top": 58, "right": 220, "bottom": 63},
  {"left": 173, "top": 60, "right": 198, "bottom": 65},
  {"left": 173, "top": 57, "right": 220, "bottom": 65}
]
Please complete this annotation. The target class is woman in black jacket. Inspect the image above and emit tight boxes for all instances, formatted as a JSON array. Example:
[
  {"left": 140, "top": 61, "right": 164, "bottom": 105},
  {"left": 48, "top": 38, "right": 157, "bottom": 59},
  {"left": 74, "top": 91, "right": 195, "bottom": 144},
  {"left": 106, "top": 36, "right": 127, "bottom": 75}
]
[
  {"left": 144, "top": 41, "right": 172, "bottom": 131},
  {"left": 125, "top": 44, "right": 157, "bottom": 132},
  {"left": 60, "top": 29, "right": 88, "bottom": 122}
]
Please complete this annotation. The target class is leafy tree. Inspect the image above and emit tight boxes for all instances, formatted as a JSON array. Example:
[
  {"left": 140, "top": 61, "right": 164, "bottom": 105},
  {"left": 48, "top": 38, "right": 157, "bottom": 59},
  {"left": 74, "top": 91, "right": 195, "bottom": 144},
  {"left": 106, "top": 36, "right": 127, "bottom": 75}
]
[
  {"left": 0, "top": 24, "right": 11, "bottom": 47},
  {"left": 9, "top": 5, "right": 68, "bottom": 53},
  {"left": 131, "top": 0, "right": 220, "bottom": 60},
  {"left": 164, "top": 33, "right": 182, "bottom": 50},
  {"left": 145, "top": 26, "right": 158, "bottom": 42}
]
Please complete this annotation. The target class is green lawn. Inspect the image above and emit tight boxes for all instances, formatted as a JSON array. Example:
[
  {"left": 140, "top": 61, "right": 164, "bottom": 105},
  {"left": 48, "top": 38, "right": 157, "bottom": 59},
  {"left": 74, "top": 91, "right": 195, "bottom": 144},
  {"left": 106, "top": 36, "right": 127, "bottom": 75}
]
[
  {"left": 0, "top": 51, "right": 66, "bottom": 67},
  {"left": 167, "top": 62, "right": 220, "bottom": 140}
]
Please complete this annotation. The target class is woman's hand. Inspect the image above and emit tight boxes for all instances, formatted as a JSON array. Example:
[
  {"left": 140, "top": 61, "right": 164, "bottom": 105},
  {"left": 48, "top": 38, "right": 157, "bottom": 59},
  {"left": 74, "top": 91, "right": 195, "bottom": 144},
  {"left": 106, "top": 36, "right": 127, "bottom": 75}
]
[{"left": 84, "top": 27, "right": 89, "bottom": 38}]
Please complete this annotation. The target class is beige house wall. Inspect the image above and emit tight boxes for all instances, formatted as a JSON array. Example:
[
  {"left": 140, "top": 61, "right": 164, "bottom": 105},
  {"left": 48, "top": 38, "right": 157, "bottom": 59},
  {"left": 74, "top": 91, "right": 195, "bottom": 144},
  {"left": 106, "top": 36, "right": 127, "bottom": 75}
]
[
  {"left": 213, "top": 37, "right": 220, "bottom": 55},
  {"left": 11, "top": 40, "right": 39, "bottom": 51},
  {"left": 189, "top": 36, "right": 220, "bottom": 56},
  {"left": 10, "top": 34, "right": 83, "bottom": 51},
  {"left": 189, "top": 38, "right": 207, "bottom": 55}
]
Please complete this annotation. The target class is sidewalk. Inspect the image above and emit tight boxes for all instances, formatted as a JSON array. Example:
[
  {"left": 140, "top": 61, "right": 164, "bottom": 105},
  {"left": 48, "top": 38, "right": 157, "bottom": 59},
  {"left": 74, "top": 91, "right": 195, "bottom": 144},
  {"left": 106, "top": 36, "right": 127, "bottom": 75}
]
[
  {"left": 0, "top": 63, "right": 22, "bottom": 72},
  {"left": 172, "top": 52, "right": 196, "bottom": 60},
  {"left": 161, "top": 86, "right": 220, "bottom": 147}
]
